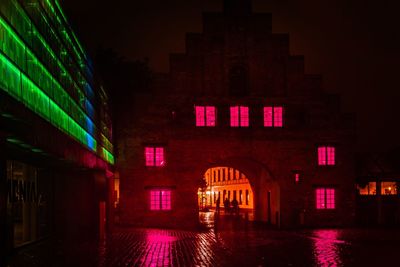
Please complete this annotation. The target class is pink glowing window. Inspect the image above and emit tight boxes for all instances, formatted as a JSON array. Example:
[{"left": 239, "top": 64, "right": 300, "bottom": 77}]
[
  {"left": 145, "top": 147, "right": 165, "bottom": 167},
  {"left": 295, "top": 173, "right": 300, "bottom": 183},
  {"left": 195, "top": 106, "right": 216, "bottom": 126},
  {"left": 316, "top": 188, "right": 335, "bottom": 209},
  {"left": 230, "top": 106, "right": 249, "bottom": 127},
  {"left": 150, "top": 190, "right": 171, "bottom": 210},
  {"left": 318, "top": 146, "right": 335, "bottom": 165},
  {"left": 264, "top": 106, "right": 283, "bottom": 127}
]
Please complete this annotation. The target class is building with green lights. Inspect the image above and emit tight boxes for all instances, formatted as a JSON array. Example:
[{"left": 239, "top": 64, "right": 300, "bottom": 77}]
[{"left": 0, "top": 0, "right": 114, "bottom": 261}]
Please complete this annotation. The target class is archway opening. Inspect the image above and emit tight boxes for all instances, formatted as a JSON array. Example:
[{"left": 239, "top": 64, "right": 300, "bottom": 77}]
[{"left": 198, "top": 166, "right": 255, "bottom": 224}]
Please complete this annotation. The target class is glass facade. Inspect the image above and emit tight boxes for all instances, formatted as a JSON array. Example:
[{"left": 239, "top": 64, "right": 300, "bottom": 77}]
[
  {"left": 6, "top": 161, "right": 51, "bottom": 247},
  {"left": 0, "top": 0, "right": 113, "bottom": 164}
]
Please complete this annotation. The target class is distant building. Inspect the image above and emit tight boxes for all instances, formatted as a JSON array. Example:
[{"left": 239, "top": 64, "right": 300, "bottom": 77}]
[
  {"left": 356, "top": 151, "right": 400, "bottom": 225},
  {"left": 199, "top": 167, "right": 254, "bottom": 212},
  {"left": 117, "top": 0, "right": 356, "bottom": 229},
  {"left": 0, "top": 0, "right": 114, "bottom": 261}
]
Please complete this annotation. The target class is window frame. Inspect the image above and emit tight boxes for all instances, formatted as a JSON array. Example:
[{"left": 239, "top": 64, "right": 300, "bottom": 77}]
[
  {"left": 263, "top": 106, "right": 283, "bottom": 127},
  {"left": 195, "top": 105, "right": 216, "bottom": 127},
  {"left": 315, "top": 187, "right": 336, "bottom": 210},
  {"left": 230, "top": 105, "right": 249, "bottom": 127},
  {"left": 149, "top": 189, "right": 172, "bottom": 211},
  {"left": 144, "top": 146, "right": 166, "bottom": 167},
  {"left": 317, "top": 146, "right": 336, "bottom": 166}
]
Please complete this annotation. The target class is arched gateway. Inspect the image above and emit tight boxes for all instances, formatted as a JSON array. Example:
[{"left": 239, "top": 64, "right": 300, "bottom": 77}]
[
  {"left": 197, "top": 158, "right": 280, "bottom": 225},
  {"left": 116, "top": 0, "right": 356, "bottom": 229}
]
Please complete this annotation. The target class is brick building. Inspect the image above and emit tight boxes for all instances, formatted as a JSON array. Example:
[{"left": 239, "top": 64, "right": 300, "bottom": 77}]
[{"left": 117, "top": 0, "right": 356, "bottom": 229}]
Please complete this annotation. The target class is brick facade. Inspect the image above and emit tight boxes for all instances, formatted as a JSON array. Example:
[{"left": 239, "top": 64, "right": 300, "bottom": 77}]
[{"left": 117, "top": 0, "right": 356, "bottom": 228}]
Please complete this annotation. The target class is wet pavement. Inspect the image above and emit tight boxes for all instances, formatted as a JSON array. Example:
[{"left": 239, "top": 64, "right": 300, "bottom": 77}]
[{"left": 7, "top": 212, "right": 400, "bottom": 267}]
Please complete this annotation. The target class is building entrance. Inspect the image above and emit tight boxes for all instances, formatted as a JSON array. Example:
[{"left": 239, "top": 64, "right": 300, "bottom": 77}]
[{"left": 198, "top": 166, "right": 254, "bottom": 220}]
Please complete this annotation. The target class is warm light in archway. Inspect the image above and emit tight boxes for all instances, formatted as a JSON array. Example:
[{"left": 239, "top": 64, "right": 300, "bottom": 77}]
[{"left": 198, "top": 166, "right": 254, "bottom": 212}]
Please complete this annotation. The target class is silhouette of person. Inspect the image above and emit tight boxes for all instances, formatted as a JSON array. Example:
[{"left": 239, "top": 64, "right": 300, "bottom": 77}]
[
  {"left": 231, "top": 198, "right": 239, "bottom": 216},
  {"left": 216, "top": 197, "right": 221, "bottom": 214},
  {"left": 224, "top": 198, "right": 230, "bottom": 214}
]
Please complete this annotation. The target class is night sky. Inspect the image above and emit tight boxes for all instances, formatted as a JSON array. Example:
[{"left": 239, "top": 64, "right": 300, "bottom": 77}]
[{"left": 61, "top": 0, "right": 400, "bottom": 153}]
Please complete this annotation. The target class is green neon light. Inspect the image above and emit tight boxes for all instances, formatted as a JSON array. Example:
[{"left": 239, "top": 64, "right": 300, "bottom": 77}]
[
  {"left": 54, "top": 0, "right": 87, "bottom": 58},
  {"left": 43, "top": 0, "right": 90, "bottom": 74},
  {"left": 32, "top": 148, "right": 44, "bottom": 153},
  {"left": 101, "top": 147, "right": 115, "bottom": 165},
  {"left": 6, "top": 138, "right": 22, "bottom": 144},
  {"left": 0, "top": 2, "right": 96, "bottom": 118},
  {"left": 0, "top": 2, "right": 114, "bottom": 165},
  {"left": 101, "top": 133, "right": 114, "bottom": 153},
  {"left": 0, "top": 16, "right": 97, "bottom": 137},
  {"left": 0, "top": 51, "right": 99, "bottom": 154}
]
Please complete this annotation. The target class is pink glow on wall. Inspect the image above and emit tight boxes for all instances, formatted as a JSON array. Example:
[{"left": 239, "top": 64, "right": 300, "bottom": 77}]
[
  {"left": 316, "top": 188, "right": 335, "bottom": 209},
  {"left": 295, "top": 173, "right": 300, "bottom": 183},
  {"left": 150, "top": 190, "right": 171, "bottom": 210},
  {"left": 145, "top": 147, "right": 165, "bottom": 166}
]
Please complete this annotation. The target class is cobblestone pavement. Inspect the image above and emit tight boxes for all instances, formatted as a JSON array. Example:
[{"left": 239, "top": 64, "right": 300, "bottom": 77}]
[{"left": 7, "top": 212, "right": 400, "bottom": 267}]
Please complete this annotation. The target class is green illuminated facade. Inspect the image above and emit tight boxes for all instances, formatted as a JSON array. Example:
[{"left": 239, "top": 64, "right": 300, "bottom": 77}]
[{"left": 0, "top": 0, "right": 114, "bottom": 164}]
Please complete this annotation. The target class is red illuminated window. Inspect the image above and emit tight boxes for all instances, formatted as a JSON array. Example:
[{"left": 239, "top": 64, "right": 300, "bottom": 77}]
[
  {"left": 145, "top": 147, "right": 165, "bottom": 167},
  {"left": 150, "top": 190, "right": 171, "bottom": 210},
  {"left": 316, "top": 188, "right": 335, "bottom": 209},
  {"left": 318, "top": 146, "right": 335, "bottom": 165},
  {"left": 264, "top": 106, "right": 283, "bottom": 127},
  {"left": 230, "top": 106, "right": 249, "bottom": 127},
  {"left": 195, "top": 106, "right": 216, "bottom": 126}
]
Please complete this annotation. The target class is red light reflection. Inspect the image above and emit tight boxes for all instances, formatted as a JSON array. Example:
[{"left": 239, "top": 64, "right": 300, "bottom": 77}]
[
  {"left": 312, "top": 230, "right": 344, "bottom": 267},
  {"left": 139, "top": 230, "right": 177, "bottom": 266}
]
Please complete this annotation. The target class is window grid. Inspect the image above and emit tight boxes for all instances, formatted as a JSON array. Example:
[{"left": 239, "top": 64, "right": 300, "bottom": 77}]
[
  {"left": 230, "top": 106, "right": 249, "bottom": 127},
  {"left": 264, "top": 106, "right": 283, "bottom": 127},
  {"left": 145, "top": 147, "right": 165, "bottom": 167},
  {"left": 150, "top": 190, "right": 171, "bottom": 210},
  {"left": 206, "top": 106, "right": 216, "bottom": 126},
  {"left": 316, "top": 188, "right": 325, "bottom": 209},
  {"left": 318, "top": 146, "right": 335, "bottom": 166},
  {"left": 327, "top": 147, "right": 335, "bottom": 165},
  {"left": 195, "top": 106, "right": 205, "bottom": 126},
  {"left": 273, "top": 107, "right": 283, "bottom": 127},
  {"left": 316, "top": 188, "right": 335, "bottom": 209},
  {"left": 318, "top": 147, "right": 327, "bottom": 165},
  {"left": 326, "top": 189, "right": 335, "bottom": 209},
  {"left": 195, "top": 106, "right": 216, "bottom": 127}
]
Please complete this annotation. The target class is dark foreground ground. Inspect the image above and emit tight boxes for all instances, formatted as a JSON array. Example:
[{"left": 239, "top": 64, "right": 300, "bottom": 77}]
[{"left": 7, "top": 212, "right": 400, "bottom": 267}]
